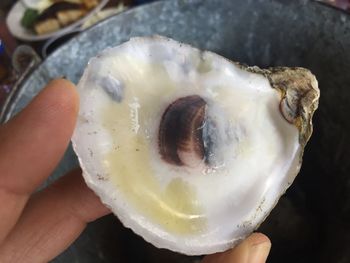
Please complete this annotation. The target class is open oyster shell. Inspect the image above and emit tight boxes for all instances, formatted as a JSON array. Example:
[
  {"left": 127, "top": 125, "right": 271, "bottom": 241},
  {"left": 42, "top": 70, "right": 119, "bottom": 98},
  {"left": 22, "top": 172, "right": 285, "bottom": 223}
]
[{"left": 72, "top": 36, "right": 319, "bottom": 255}]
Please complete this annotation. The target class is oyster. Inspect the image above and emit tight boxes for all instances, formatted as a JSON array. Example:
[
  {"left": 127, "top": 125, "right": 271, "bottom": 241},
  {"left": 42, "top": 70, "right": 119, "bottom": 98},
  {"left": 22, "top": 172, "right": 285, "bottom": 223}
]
[{"left": 72, "top": 36, "right": 319, "bottom": 255}]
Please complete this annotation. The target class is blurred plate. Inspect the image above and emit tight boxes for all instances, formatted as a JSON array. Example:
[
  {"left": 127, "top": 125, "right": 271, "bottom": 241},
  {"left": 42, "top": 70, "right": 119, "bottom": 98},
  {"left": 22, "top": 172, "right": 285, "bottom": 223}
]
[
  {"left": 6, "top": 0, "right": 108, "bottom": 41},
  {"left": 41, "top": 6, "right": 126, "bottom": 57}
]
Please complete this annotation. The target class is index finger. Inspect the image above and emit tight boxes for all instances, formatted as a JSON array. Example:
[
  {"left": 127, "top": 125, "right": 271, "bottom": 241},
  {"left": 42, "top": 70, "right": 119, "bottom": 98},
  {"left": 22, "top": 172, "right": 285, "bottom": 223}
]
[{"left": 0, "top": 79, "right": 79, "bottom": 242}]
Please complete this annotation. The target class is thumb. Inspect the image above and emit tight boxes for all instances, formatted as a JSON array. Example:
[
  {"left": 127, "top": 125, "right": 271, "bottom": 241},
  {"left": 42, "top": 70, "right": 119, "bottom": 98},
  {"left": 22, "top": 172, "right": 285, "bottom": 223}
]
[{"left": 202, "top": 233, "right": 271, "bottom": 263}]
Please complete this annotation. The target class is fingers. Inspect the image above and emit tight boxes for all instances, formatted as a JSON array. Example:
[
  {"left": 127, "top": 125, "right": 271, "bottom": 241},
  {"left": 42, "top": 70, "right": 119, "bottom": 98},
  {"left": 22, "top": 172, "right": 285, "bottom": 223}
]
[
  {"left": 202, "top": 233, "right": 271, "bottom": 263},
  {"left": 0, "top": 79, "right": 78, "bottom": 242},
  {"left": 0, "top": 170, "right": 110, "bottom": 263},
  {"left": 0, "top": 79, "right": 78, "bottom": 194}
]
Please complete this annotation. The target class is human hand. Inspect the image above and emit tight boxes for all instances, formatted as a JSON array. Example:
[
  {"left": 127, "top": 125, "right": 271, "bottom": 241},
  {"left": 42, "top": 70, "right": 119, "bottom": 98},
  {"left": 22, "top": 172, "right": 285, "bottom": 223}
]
[
  {"left": 0, "top": 79, "right": 271, "bottom": 262},
  {"left": 202, "top": 233, "right": 271, "bottom": 263},
  {"left": 0, "top": 79, "right": 110, "bottom": 262}
]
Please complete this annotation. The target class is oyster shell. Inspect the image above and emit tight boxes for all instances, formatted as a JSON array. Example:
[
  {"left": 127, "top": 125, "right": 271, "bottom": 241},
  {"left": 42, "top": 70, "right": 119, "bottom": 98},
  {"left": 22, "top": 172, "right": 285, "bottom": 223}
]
[{"left": 72, "top": 36, "right": 319, "bottom": 255}]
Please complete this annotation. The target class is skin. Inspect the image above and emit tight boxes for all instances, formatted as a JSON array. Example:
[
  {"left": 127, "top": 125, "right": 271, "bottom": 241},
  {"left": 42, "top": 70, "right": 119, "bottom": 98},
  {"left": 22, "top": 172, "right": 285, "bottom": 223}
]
[{"left": 0, "top": 79, "right": 271, "bottom": 262}]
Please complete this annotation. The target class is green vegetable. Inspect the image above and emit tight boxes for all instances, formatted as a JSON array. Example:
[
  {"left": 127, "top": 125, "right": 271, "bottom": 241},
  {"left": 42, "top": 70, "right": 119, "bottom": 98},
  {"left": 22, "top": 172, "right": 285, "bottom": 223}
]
[{"left": 21, "top": 8, "right": 39, "bottom": 29}]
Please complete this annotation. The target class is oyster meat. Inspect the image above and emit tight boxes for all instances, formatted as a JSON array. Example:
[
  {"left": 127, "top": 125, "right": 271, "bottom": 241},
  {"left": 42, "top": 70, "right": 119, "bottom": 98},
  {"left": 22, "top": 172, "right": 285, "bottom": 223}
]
[{"left": 72, "top": 36, "right": 319, "bottom": 255}]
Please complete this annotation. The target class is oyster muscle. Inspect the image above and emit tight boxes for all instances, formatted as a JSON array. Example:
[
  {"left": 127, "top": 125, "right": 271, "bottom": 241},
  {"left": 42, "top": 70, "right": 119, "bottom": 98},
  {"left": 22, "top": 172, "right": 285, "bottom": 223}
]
[{"left": 72, "top": 36, "right": 319, "bottom": 255}]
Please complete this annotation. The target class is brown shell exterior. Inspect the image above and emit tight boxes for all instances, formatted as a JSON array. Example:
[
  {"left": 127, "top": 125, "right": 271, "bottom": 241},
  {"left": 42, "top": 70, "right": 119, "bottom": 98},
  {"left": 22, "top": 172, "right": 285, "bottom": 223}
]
[{"left": 241, "top": 66, "right": 320, "bottom": 148}]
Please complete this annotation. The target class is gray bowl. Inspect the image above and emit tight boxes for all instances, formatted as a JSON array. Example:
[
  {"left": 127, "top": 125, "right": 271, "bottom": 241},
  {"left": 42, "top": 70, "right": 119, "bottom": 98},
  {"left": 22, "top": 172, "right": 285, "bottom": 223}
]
[{"left": 5, "top": 0, "right": 350, "bottom": 262}]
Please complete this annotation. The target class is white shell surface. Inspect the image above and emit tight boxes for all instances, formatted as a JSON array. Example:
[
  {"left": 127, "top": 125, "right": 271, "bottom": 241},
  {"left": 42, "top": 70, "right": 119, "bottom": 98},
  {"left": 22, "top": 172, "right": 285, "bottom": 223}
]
[{"left": 72, "top": 36, "right": 301, "bottom": 255}]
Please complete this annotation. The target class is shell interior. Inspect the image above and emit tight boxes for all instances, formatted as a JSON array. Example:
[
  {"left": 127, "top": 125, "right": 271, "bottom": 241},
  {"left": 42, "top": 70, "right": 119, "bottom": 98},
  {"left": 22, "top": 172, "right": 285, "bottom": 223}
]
[{"left": 72, "top": 36, "right": 319, "bottom": 255}]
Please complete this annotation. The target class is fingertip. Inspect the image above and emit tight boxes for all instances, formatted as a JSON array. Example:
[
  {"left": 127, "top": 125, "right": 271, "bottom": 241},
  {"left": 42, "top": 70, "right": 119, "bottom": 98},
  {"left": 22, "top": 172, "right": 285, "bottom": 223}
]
[
  {"left": 42, "top": 79, "right": 79, "bottom": 117},
  {"left": 47, "top": 78, "right": 75, "bottom": 88},
  {"left": 246, "top": 232, "right": 271, "bottom": 246},
  {"left": 201, "top": 233, "right": 271, "bottom": 263},
  {"left": 0, "top": 79, "right": 80, "bottom": 194},
  {"left": 245, "top": 233, "right": 271, "bottom": 263},
  {"left": 10, "top": 78, "right": 79, "bottom": 127},
  {"left": 26, "top": 78, "right": 80, "bottom": 134}
]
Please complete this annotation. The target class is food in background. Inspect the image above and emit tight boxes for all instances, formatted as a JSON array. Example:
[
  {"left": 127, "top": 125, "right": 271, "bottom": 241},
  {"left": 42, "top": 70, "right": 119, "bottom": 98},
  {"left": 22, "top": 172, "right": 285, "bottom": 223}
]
[{"left": 21, "top": 0, "right": 100, "bottom": 35}]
